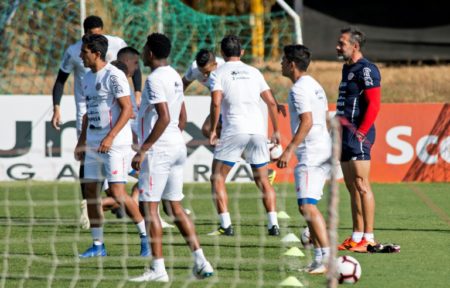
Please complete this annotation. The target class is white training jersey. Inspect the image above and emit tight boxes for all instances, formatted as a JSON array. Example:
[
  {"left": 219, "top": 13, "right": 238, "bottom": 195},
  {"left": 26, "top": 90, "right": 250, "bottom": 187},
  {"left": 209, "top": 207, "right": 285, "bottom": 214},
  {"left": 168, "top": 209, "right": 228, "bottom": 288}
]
[
  {"left": 184, "top": 57, "right": 225, "bottom": 90},
  {"left": 288, "top": 75, "right": 331, "bottom": 166},
  {"left": 83, "top": 63, "right": 132, "bottom": 146},
  {"left": 138, "top": 65, "right": 185, "bottom": 148},
  {"left": 211, "top": 61, "right": 270, "bottom": 139},
  {"left": 59, "top": 35, "right": 127, "bottom": 131}
]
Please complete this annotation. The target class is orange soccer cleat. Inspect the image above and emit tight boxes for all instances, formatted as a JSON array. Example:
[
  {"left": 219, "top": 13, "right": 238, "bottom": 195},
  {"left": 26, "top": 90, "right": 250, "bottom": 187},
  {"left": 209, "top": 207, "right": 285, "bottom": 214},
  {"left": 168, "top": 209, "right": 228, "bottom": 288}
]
[
  {"left": 349, "top": 237, "right": 377, "bottom": 253},
  {"left": 338, "top": 237, "right": 360, "bottom": 251}
]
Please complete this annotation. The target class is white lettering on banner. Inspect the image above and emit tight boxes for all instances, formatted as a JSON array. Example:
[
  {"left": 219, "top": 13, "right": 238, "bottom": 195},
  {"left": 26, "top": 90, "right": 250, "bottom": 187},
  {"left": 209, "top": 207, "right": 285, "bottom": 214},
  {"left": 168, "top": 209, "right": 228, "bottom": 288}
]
[
  {"left": 386, "top": 126, "right": 414, "bottom": 164},
  {"left": 386, "top": 126, "right": 449, "bottom": 165}
]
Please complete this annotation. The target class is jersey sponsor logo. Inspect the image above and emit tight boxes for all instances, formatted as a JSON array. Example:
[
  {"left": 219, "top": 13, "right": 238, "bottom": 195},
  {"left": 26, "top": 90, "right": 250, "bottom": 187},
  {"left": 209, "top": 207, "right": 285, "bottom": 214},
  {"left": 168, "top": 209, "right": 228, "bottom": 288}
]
[
  {"left": 110, "top": 75, "right": 124, "bottom": 94},
  {"left": 230, "top": 70, "right": 250, "bottom": 80},
  {"left": 362, "top": 67, "right": 373, "bottom": 86},
  {"left": 95, "top": 82, "right": 101, "bottom": 91}
]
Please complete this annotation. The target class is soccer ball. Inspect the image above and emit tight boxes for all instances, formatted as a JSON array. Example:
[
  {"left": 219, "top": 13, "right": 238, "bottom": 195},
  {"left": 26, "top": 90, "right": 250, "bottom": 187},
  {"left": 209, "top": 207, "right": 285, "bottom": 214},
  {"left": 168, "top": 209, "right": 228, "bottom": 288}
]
[
  {"left": 336, "top": 255, "right": 362, "bottom": 284},
  {"left": 268, "top": 141, "right": 283, "bottom": 160},
  {"left": 300, "top": 226, "right": 313, "bottom": 249}
]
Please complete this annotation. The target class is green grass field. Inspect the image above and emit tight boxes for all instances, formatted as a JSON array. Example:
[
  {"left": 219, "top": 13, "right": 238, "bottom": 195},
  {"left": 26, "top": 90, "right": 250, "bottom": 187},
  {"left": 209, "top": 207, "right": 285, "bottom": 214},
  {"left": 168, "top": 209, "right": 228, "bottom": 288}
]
[{"left": 0, "top": 181, "right": 449, "bottom": 287}]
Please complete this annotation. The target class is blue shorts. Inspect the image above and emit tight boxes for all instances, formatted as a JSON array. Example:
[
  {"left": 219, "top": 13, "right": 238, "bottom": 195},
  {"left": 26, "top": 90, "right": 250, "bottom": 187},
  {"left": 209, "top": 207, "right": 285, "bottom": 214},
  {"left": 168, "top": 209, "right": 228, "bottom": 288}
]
[{"left": 341, "top": 126, "right": 375, "bottom": 161}]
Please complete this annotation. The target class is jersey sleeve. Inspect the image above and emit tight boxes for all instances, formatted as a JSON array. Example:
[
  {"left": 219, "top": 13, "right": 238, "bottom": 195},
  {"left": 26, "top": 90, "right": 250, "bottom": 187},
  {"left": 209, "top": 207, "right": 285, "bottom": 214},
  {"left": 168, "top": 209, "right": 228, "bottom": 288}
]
[
  {"left": 59, "top": 47, "right": 74, "bottom": 74},
  {"left": 257, "top": 70, "right": 270, "bottom": 93},
  {"left": 360, "top": 63, "right": 381, "bottom": 89},
  {"left": 291, "top": 85, "right": 313, "bottom": 115},
  {"left": 146, "top": 76, "right": 167, "bottom": 104},
  {"left": 184, "top": 62, "right": 196, "bottom": 82},
  {"left": 210, "top": 71, "right": 222, "bottom": 92},
  {"left": 109, "top": 70, "right": 130, "bottom": 99}
]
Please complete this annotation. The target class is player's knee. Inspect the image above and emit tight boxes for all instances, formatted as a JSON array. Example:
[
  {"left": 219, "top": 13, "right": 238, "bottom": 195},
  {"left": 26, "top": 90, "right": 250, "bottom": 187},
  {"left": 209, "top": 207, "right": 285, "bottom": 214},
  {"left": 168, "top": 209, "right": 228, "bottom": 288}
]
[{"left": 355, "top": 177, "right": 368, "bottom": 195}]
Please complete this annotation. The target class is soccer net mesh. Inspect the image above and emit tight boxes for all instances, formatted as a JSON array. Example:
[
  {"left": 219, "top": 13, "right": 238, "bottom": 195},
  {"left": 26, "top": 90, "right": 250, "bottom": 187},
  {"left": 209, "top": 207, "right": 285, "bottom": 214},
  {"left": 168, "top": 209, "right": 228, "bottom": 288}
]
[
  {"left": 0, "top": 0, "right": 295, "bottom": 95},
  {"left": 0, "top": 0, "right": 341, "bottom": 287}
]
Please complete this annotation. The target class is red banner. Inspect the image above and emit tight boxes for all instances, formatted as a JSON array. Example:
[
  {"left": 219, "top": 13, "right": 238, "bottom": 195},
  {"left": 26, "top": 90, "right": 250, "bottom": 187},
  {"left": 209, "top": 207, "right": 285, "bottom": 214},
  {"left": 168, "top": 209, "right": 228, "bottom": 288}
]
[{"left": 270, "top": 103, "right": 449, "bottom": 183}]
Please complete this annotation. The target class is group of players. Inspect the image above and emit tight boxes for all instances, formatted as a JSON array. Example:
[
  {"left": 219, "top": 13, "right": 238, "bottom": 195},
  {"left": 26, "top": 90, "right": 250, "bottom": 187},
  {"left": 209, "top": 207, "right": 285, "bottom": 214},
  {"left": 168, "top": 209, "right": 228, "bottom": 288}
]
[{"left": 51, "top": 15, "right": 381, "bottom": 282}]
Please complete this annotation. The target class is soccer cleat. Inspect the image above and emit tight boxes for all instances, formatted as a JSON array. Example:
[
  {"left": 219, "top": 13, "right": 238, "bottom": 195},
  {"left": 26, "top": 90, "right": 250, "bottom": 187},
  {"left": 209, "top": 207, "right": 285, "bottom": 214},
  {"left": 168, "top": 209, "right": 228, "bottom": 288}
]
[
  {"left": 160, "top": 217, "right": 175, "bottom": 229},
  {"left": 349, "top": 237, "right": 376, "bottom": 253},
  {"left": 207, "top": 225, "right": 234, "bottom": 236},
  {"left": 129, "top": 268, "right": 169, "bottom": 282},
  {"left": 307, "top": 262, "right": 327, "bottom": 275},
  {"left": 79, "top": 243, "right": 107, "bottom": 258},
  {"left": 140, "top": 235, "right": 151, "bottom": 257},
  {"left": 338, "top": 236, "right": 359, "bottom": 251},
  {"left": 193, "top": 261, "right": 214, "bottom": 279},
  {"left": 80, "top": 199, "right": 90, "bottom": 230},
  {"left": 111, "top": 207, "right": 125, "bottom": 219},
  {"left": 268, "top": 225, "right": 280, "bottom": 236},
  {"left": 268, "top": 169, "right": 277, "bottom": 185}
]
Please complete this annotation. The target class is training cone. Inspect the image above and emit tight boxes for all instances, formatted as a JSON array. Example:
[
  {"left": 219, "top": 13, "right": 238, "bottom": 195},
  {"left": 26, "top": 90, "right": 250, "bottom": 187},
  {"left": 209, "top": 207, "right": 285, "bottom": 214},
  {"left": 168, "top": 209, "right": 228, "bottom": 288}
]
[
  {"left": 277, "top": 211, "right": 291, "bottom": 219},
  {"left": 279, "top": 276, "right": 304, "bottom": 287},
  {"left": 281, "top": 233, "right": 301, "bottom": 243},
  {"left": 283, "top": 247, "right": 305, "bottom": 257}
]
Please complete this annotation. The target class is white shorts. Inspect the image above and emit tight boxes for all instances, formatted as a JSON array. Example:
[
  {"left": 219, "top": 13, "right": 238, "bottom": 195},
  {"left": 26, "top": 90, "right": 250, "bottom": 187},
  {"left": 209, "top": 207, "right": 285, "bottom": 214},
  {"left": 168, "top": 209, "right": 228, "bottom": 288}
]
[
  {"left": 139, "top": 144, "right": 186, "bottom": 202},
  {"left": 214, "top": 134, "right": 269, "bottom": 166},
  {"left": 84, "top": 145, "right": 131, "bottom": 183},
  {"left": 294, "top": 164, "right": 330, "bottom": 202}
]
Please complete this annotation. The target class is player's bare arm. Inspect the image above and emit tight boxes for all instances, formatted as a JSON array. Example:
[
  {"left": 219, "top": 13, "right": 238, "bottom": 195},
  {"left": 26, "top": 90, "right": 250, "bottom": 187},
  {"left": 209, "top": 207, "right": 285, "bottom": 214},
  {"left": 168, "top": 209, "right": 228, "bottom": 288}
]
[
  {"left": 178, "top": 101, "right": 187, "bottom": 131},
  {"left": 209, "top": 90, "right": 222, "bottom": 145},
  {"left": 260, "top": 89, "right": 280, "bottom": 144},
  {"left": 97, "top": 96, "right": 133, "bottom": 153},
  {"left": 182, "top": 76, "right": 193, "bottom": 91},
  {"left": 277, "top": 112, "right": 312, "bottom": 168},
  {"left": 51, "top": 70, "right": 70, "bottom": 130},
  {"left": 74, "top": 114, "right": 88, "bottom": 161},
  {"left": 132, "top": 102, "right": 170, "bottom": 171}
]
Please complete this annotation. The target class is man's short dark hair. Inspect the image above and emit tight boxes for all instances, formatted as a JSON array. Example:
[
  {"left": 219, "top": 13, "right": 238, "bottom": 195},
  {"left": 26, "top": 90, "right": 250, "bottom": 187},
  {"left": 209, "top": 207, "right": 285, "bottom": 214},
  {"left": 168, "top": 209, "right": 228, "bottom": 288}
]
[
  {"left": 82, "top": 34, "right": 108, "bottom": 61},
  {"left": 117, "top": 46, "right": 140, "bottom": 59},
  {"left": 195, "top": 49, "right": 215, "bottom": 67},
  {"left": 83, "top": 15, "right": 103, "bottom": 33},
  {"left": 341, "top": 26, "right": 366, "bottom": 49},
  {"left": 111, "top": 60, "right": 128, "bottom": 75},
  {"left": 145, "top": 33, "right": 171, "bottom": 59},
  {"left": 283, "top": 44, "right": 311, "bottom": 72},
  {"left": 221, "top": 35, "right": 241, "bottom": 57}
]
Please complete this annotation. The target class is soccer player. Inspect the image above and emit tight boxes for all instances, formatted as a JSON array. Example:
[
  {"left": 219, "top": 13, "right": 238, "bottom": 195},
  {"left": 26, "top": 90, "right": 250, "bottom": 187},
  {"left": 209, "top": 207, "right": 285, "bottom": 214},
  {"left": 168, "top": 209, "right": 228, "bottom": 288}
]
[
  {"left": 208, "top": 34, "right": 281, "bottom": 236},
  {"left": 129, "top": 33, "right": 213, "bottom": 282},
  {"left": 50, "top": 15, "right": 142, "bottom": 229},
  {"left": 74, "top": 34, "right": 150, "bottom": 258},
  {"left": 335, "top": 27, "right": 381, "bottom": 252},
  {"left": 277, "top": 44, "right": 331, "bottom": 274}
]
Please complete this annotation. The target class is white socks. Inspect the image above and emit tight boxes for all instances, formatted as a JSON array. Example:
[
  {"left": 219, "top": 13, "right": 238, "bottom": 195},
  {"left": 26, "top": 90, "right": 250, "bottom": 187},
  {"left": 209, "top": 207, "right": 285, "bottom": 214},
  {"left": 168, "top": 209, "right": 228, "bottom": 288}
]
[
  {"left": 267, "top": 212, "right": 278, "bottom": 229},
  {"left": 193, "top": 248, "right": 207, "bottom": 266},
  {"left": 136, "top": 220, "right": 147, "bottom": 237},
  {"left": 152, "top": 258, "right": 166, "bottom": 273},
  {"left": 219, "top": 212, "right": 231, "bottom": 228},
  {"left": 91, "top": 227, "right": 104, "bottom": 244},
  {"left": 364, "top": 233, "right": 375, "bottom": 242},
  {"left": 352, "top": 231, "right": 364, "bottom": 242}
]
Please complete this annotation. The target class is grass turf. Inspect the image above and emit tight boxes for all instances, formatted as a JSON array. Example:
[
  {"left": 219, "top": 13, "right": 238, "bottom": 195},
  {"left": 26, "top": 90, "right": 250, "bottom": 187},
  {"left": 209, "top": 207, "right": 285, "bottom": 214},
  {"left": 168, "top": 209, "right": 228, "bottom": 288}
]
[{"left": 0, "top": 182, "right": 449, "bottom": 287}]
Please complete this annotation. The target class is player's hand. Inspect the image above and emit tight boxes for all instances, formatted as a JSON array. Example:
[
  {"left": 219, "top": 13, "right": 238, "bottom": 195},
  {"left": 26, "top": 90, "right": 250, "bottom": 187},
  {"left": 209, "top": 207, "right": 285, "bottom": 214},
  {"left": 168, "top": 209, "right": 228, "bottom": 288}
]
[
  {"left": 131, "top": 151, "right": 144, "bottom": 171},
  {"left": 209, "top": 130, "right": 218, "bottom": 146},
  {"left": 51, "top": 107, "right": 61, "bottom": 130},
  {"left": 98, "top": 135, "right": 113, "bottom": 153},
  {"left": 74, "top": 141, "right": 85, "bottom": 161},
  {"left": 277, "top": 145, "right": 292, "bottom": 168},
  {"left": 271, "top": 131, "right": 281, "bottom": 145},
  {"left": 355, "top": 130, "right": 366, "bottom": 142},
  {"left": 277, "top": 104, "right": 287, "bottom": 117}
]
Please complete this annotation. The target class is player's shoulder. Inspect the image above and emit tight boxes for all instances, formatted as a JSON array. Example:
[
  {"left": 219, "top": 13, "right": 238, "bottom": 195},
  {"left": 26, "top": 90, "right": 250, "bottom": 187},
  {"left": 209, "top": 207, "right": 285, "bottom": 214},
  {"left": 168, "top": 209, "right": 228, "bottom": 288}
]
[
  {"left": 66, "top": 39, "right": 82, "bottom": 55},
  {"left": 105, "top": 63, "right": 127, "bottom": 78},
  {"left": 105, "top": 34, "right": 127, "bottom": 45},
  {"left": 215, "top": 57, "right": 225, "bottom": 66},
  {"left": 293, "top": 75, "right": 321, "bottom": 93},
  {"left": 358, "top": 58, "right": 380, "bottom": 74},
  {"left": 150, "top": 65, "right": 180, "bottom": 81}
]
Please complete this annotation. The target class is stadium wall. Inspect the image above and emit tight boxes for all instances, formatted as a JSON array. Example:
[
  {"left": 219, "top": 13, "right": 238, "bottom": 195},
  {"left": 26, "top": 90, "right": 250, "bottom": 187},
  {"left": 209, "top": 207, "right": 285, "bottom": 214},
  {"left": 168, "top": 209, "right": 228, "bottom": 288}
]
[{"left": 0, "top": 96, "right": 448, "bottom": 182}]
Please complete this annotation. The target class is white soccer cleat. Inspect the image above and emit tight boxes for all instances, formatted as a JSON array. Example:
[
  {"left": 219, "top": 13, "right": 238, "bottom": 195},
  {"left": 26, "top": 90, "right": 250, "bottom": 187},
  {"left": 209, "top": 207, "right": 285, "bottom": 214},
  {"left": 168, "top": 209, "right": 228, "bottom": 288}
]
[
  {"left": 129, "top": 268, "right": 169, "bottom": 282},
  {"left": 300, "top": 261, "right": 327, "bottom": 274},
  {"left": 80, "top": 199, "right": 90, "bottom": 230},
  {"left": 160, "top": 217, "right": 175, "bottom": 229},
  {"left": 193, "top": 261, "right": 214, "bottom": 279}
]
